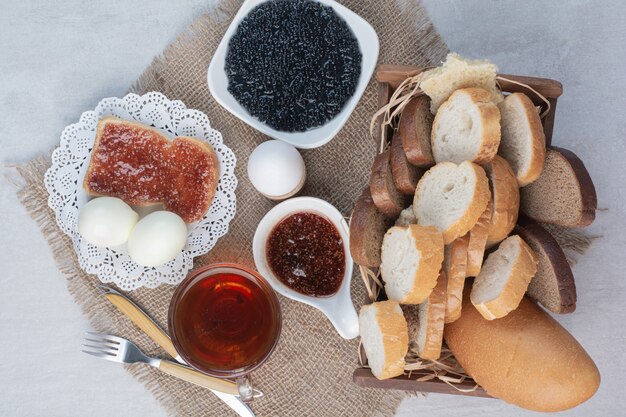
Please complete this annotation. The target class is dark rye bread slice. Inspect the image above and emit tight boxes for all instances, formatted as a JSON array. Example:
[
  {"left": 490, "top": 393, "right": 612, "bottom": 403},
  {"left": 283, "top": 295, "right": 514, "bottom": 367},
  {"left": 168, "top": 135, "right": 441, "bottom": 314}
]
[
  {"left": 390, "top": 132, "right": 425, "bottom": 195},
  {"left": 398, "top": 95, "right": 435, "bottom": 167},
  {"left": 516, "top": 216, "right": 576, "bottom": 314},
  {"left": 520, "top": 147, "right": 597, "bottom": 227},
  {"left": 349, "top": 188, "right": 393, "bottom": 267},
  {"left": 370, "top": 150, "right": 411, "bottom": 218}
]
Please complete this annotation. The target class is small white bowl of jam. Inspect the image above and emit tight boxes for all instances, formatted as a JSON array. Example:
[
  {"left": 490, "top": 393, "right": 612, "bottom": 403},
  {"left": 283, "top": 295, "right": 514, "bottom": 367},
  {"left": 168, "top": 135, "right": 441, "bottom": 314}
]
[{"left": 252, "top": 197, "right": 358, "bottom": 339}]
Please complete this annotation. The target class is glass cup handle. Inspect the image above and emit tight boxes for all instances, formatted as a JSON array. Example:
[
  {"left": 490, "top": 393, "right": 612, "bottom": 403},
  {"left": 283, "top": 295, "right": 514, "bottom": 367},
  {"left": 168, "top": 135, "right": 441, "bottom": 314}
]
[{"left": 236, "top": 376, "right": 254, "bottom": 402}]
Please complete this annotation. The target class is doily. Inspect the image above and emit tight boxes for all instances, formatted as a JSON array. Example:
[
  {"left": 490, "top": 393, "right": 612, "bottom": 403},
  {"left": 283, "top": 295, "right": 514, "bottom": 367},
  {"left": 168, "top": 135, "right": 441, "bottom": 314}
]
[{"left": 44, "top": 92, "right": 237, "bottom": 290}]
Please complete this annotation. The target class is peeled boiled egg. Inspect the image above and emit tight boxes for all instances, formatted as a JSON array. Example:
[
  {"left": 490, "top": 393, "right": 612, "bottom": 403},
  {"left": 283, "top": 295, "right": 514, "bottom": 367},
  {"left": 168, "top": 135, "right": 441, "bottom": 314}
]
[
  {"left": 127, "top": 211, "right": 188, "bottom": 267},
  {"left": 247, "top": 140, "right": 306, "bottom": 200},
  {"left": 78, "top": 197, "right": 138, "bottom": 247}
]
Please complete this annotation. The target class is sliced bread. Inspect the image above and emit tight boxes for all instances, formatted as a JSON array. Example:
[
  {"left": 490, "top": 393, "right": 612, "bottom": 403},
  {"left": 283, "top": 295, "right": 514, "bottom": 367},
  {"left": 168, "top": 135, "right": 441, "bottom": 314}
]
[
  {"left": 349, "top": 188, "right": 393, "bottom": 267},
  {"left": 397, "top": 95, "right": 435, "bottom": 167},
  {"left": 520, "top": 147, "right": 597, "bottom": 227},
  {"left": 420, "top": 53, "right": 503, "bottom": 114},
  {"left": 466, "top": 199, "right": 493, "bottom": 277},
  {"left": 485, "top": 155, "right": 520, "bottom": 248},
  {"left": 498, "top": 93, "right": 546, "bottom": 186},
  {"left": 444, "top": 235, "right": 469, "bottom": 323},
  {"left": 413, "top": 161, "right": 490, "bottom": 244},
  {"left": 471, "top": 235, "right": 538, "bottom": 320},
  {"left": 414, "top": 270, "right": 447, "bottom": 360},
  {"left": 395, "top": 205, "right": 417, "bottom": 227},
  {"left": 359, "top": 301, "right": 409, "bottom": 380},
  {"left": 516, "top": 217, "right": 577, "bottom": 314},
  {"left": 370, "top": 151, "right": 411, "bottom": 218},
  {"left": 431, "top": 88, "right": 501, "bottom": 165},
  {"left": 380, "top": 225, "right": 444, "bottom": 304},
  {"left": 390, "top": 132, "right": 425, "bottom": 195}
]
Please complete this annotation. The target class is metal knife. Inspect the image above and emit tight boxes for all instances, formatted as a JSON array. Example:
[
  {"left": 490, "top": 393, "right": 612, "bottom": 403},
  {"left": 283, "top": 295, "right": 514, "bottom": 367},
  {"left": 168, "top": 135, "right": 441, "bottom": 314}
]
[{"left": 98, "top": 285, "right": 256, "bottom": 417}]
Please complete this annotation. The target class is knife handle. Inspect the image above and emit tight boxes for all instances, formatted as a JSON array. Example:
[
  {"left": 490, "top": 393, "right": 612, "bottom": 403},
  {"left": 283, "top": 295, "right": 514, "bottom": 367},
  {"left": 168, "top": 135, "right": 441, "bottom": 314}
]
[
  {"left": 104, "top": 292, "right": 179, "bottom": 358},
  {"left": 158, "top": 360, "right": 239, "bottom": 396}
]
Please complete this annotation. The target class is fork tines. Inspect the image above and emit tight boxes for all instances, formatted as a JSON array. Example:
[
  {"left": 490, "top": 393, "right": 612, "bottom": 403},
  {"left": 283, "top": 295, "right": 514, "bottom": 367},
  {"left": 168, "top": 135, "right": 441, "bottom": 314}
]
[{"left": 81, "top": 332, "right": 122, "bottom": 360}]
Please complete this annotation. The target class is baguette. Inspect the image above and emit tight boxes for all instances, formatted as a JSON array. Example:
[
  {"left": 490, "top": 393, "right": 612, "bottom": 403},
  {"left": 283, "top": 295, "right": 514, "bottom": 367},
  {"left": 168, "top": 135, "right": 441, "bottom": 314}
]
[
  {"left": 498, "top": 92, "right": 546, "bottom": 186},
  {"left": 471, "top": 235, "right": 537, "bottom": 320},
  {"left": 395, "top": 205, "right": 417, "bottom": 227},
  {"left": 370, "top": 151, "right": 411, "bottom": 218},
  {"left": 413, "top": 161, "right": 490, "bottom": 244},
  {"left": 431, "top": 88, "right": 501, "bottom": 165},
  {"left": 397, "top": 96, "right": 435, "bottom": 167},
  {"left": 414, "top": 270, "right": 447, "bottom": 360},
  {"left": 466, "top": 199, "right": 492, "bottom": 277},
  {"left": 484, "top": 155, "right": 520, "bottom": 248},
  {"left": 520, "top": 147, "right": 597, "bottom": 227},
  {"left": 359, "top": 301, "right": 409, "bottom": 380},
  {"left": 349, "top": 188, "right": 393, "bottom": 267},
  {"left": 380, "top": 225, "right": 444, "bottom": 304},
  {"left": 390, "top": 132, "right": 424, "bottom": 195},
  {"left": 445, "top": 292, "right": 600, "bottom": 412},
  {"left": 443, "top": 235, "right": 469, "bottom": 323}
]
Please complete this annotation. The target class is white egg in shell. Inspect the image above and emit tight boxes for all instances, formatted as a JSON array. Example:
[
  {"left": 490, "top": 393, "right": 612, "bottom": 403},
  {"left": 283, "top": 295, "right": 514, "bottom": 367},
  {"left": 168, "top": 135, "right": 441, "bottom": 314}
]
[
  {"left": 128, "top": 211, "right": 188, "bottom": 267},
  {"left": 247, "top": 140, "right": 306, "bottom": 200},
  {"left": 78, "top": 197, "right": 139, "bottom": 247}
]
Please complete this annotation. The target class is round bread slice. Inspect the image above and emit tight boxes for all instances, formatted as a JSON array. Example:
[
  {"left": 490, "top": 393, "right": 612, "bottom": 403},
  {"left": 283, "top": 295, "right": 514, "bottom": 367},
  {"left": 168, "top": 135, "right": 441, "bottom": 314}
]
[
  {"left": 516, "top": 216, "right": 576, "bottom": 314},
  {"left": 395, "top": 205, "right": 417, "bottom": 227},
  {"left": 498, "top": 93, "right": 546, "bottom": 186},
  {"left": 413, "top": 161, "right": 490, "bottom": 244},
  {"left": 370, "top": 150, "right": 411, "bottom": 218},
  {"left": 520, "top": 147, "right": 597, "bottom": 228},
  {"left": 431, "top": 88, "right": 501, "bottom": 165},
  {"left": 380, "top": 225, "right": 444, "bottom": 304},
  {"left": 398, "top": 95, "right": 435, "bottom": 167},
  {"left": 390, "top": 132, "right": 425, "bottom": 195},
  {"left": 349, "top": 188, "right": 393, "bottom": 267},
  {"left": 485, "top": 155, "right": 520, "bottom": 248},
  {"left": 466, "top": 199, "right": 493, "bottom": 277},
  {"left": 415, "top": 270, "right": 447, "bottom": 360},
  {"left": 358, "top": 301, "right": 409, "bottom": 380},
  {"left": 471, "top": 235, "right": 538, "bottom": 320},
  {"left": 444, "top": 235, "right": 469, "bottom": 323}
]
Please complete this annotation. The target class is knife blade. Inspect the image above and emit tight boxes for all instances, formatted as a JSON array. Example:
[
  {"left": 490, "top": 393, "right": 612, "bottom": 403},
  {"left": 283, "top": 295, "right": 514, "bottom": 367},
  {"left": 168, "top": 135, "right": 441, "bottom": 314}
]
[{"left": 98, "top": 285, "right": 256, "bottom": 417}]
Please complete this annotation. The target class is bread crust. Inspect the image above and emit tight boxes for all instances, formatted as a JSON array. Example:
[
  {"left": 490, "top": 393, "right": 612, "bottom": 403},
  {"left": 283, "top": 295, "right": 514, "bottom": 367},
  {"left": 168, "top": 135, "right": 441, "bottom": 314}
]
[
  {"left": 390, "top": 132, "right": 424, "bottom": 195},
  {"left": 349, "top": 188, "right": 391, "bottom": 267},
  {"left": 444, "top": 235, "right": 469, "bottom": 323},
  {"left": 485, "top": 155, "right": 520, "bottom": 248},
  {"left": 466, "top": 199, "right": 492, "bottom": 277},
  {"left": 370, "top": 151, "right": 410, "bottom": 218},
  {"left": 431, "top": 88, "right": 501, "bottom": 165},
  {"left": 516, "top": 216, "right": 576, "bottom": 313},
  {"left": 417, "top": 270, "right": 447, "bottom": 360},
  {"left": 471, "top": 235, "right": 537, "bottom": 320},
  {"left": 398, "top": 96, "right": 434, "bottom": 167},
  {"left": 445, "top": 292, "right": 600, "bottom": 412}
]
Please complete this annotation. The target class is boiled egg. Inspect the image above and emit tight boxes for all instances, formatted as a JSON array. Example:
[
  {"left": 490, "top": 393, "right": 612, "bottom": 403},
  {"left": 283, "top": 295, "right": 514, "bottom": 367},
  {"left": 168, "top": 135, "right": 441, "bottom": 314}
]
[
  {"left": 78, "top": 197, "right": 138, "bottom": 247},
  {"left": 127, "top": 211, "right": 188, "bottom": 267},
  {"left": 247, "top": 140, "right": 306, "bottom": 200}
]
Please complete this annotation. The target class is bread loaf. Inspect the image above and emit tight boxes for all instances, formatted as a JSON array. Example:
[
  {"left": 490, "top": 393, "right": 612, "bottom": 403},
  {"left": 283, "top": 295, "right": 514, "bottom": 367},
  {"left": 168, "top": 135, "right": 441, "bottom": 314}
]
[
  {"left": 444, "top": 292, "right": 600, "bottom": 412},
  {"left": 359, "top": 301, "right": 409, "bottom": 380},
  {"left": 398, "top": 96, "right": 435, "bottom": 167},
  {"left": 484, "top": 155, "right": 520, "bottom": 248},
  {"left": 370, "top": 151, "right": 411, "bottom": 218},
  {"left": 349, "top": 188, "right": 392, "bottom": 267}
]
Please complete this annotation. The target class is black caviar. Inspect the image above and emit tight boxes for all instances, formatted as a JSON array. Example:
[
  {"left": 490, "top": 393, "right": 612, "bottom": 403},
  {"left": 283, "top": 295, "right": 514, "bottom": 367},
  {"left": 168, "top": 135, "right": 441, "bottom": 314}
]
[{"left": 225, "top": 0, "right": 362, "bottom": 132}]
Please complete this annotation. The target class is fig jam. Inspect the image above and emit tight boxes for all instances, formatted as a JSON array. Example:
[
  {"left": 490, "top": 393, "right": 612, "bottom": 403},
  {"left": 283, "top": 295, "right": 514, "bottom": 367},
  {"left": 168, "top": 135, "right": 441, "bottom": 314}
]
[{"left": 266, "top": 212, "right": 345, "bottom": 296}]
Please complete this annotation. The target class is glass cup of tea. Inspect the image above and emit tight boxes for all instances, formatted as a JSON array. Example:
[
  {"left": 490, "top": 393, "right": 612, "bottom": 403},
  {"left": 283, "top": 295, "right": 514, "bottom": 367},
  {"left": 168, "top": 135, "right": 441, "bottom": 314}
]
[{"left": 168, "top": 263, "right": 282, "bottom": 402}]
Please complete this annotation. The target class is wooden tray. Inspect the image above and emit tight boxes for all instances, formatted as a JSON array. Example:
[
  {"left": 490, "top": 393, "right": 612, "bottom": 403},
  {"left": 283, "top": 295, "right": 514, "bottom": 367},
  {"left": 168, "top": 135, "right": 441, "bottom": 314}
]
[{"left": 352, "top": 64, "right": 563, "bottom": 396}]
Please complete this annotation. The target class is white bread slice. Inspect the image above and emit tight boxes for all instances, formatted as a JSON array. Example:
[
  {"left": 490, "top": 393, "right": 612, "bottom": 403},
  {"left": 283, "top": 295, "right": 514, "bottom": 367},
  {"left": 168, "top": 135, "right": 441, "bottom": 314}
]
[
  {"left": 415, "top": 270, "right": 447, "bottom": 360},
  {"left": 431, "top": 88, "right": 501, "bottom": 165},
  {"left": 358, "top": 301, "right": 409, "bottom": 380},
  {"left": 420, "top": 53, "right": 503, "bottom": 114},
  {"left": 395, "top": 205, "right": 417, "bottom": 227},
  {"left": 413, "top": 161, "right": 490, "bottom": 244},
  {"left": 444, "top": 235, "right": 469, "bottom": 323},
  {"left": 466, "top": 199, "right": 493, "bottom": 277},
  {"left": 471, "top": 235, "right": 537, "bottom": 320},
  {"left": 498, "top": 93, "right": 546, "bottom": 186},
  {"left": 380, "top": 225, "right": 444, "bottom": 304},
  {"left": 485, "top": 155, "right": 520, "bottom": 249}
]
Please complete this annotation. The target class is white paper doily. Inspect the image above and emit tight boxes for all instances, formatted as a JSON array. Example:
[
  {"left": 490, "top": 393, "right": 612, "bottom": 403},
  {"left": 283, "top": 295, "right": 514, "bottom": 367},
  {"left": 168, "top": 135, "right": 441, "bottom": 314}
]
[{"left": 44, "top": 92, "right": 237, "bottom": 290}]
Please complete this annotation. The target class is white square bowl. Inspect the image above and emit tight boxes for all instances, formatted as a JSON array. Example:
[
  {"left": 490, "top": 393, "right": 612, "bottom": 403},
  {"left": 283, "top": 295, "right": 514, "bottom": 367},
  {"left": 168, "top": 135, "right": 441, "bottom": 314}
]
[{"left": 207, "top": 0, "right": 379, "bottom": 149}]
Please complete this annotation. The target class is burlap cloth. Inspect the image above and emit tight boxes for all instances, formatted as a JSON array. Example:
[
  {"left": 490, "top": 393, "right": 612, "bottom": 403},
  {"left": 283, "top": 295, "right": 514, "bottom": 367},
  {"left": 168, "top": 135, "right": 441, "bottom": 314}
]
[{"left": 13, "top": 0, "right": 448, "bottom": 416}]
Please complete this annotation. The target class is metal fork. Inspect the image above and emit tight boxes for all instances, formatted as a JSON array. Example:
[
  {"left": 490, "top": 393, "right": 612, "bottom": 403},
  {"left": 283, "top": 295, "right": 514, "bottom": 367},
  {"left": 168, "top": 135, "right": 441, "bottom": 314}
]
[{"left": 82, "top": 332, "right": 239, "bottom": 396}]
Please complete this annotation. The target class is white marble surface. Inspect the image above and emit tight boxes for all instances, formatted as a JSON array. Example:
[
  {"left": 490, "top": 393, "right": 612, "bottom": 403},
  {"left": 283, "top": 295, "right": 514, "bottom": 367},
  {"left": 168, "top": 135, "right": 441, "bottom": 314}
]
[{"left": 1, "top": 0, "right": 625, "bottom": 416}]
